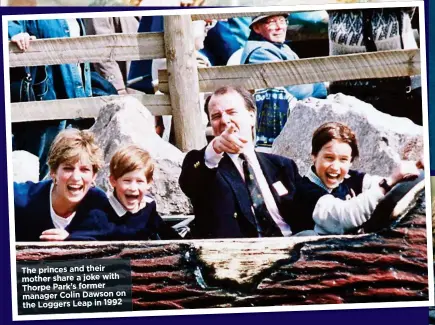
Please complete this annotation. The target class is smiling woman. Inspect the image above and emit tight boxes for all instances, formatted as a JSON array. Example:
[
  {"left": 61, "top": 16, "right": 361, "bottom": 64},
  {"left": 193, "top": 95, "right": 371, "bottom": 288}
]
[{"left": 13, "top": 128, "right": 111, "bottom": 242}]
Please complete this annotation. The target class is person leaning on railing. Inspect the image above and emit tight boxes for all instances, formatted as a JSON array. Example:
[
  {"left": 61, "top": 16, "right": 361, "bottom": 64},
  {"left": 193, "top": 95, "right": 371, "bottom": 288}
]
[
  {"left": 83, "top": 16, "right": 140, "bottom": 95},
  {"left": 8, "top": 19, "right": 116, "bottom": 180}
]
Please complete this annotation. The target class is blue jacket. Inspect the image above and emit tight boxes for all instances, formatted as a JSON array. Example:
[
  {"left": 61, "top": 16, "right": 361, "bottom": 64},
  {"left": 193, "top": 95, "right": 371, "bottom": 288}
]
[
  {"left": 240, "top": 32, "right": 327, "bottom": 100},
  {"left": 127, "top": 16, "right": 163, "bottom": 94},
  {"left": 202, "top": 17, "right": 251, "bottom": 66},
  {"left": 99, "top": 197, "right": 180, "bottom": 241},
  {"left": 14, "top": 180, "right": 112, "bottom": 241},
  {"left": 9, "top": 19, "right": 92, "bottom": 100},
  {"left": 179, "top": 147, "right": 302, "bottom": 239}
]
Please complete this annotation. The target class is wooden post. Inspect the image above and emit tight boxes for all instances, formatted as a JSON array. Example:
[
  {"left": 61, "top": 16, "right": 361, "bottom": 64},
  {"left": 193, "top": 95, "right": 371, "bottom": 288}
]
[{"left": 164, "top": 15, "right": 206, "bottom": 152}]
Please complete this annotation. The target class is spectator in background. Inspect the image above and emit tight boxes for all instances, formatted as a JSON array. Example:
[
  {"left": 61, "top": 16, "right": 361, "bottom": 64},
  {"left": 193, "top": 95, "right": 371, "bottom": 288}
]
[
  {"left": 83, "top": 16, "right": 140, "bottom": 95},
  {"left": 241, "top": 14, "right": 327, "bottom": 102},
  {"left": 240, "top": 14, "right": 327, "bottom": 148},
  {"left": 202, "top": 17, "right": 252, "bottom": 66},
  {"left": 127, "top": 16, "right": 163, "bottom": 94},
  {"left": 328, "top": 8, "right": 422, "bottom": 125},
  {"left": 9, "top": 19, "right": 93, "bottom": 179}
]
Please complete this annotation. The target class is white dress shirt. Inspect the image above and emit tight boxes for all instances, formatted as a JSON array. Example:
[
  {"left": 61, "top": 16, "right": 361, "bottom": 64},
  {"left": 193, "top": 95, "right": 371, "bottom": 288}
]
[{"left": 49, "top": 183, "right": 75, "bottom": 229}]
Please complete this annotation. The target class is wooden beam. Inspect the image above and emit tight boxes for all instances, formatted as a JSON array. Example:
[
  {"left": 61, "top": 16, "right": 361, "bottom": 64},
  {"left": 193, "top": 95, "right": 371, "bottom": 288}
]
[
  {"left": 9, "top": 32, "right": 165, "bottom": 68},
  {"left": 10, "top": 94, "right": 172, "bottom": 123},
  {"left": 192, "top": 11, "right": 295, "bottom": 21},
  {"left": 164, "top": 15, "right": 206, "bottom": 152},
  {"left": 158, "top": 49, "right": 420, "bottom": 93}
]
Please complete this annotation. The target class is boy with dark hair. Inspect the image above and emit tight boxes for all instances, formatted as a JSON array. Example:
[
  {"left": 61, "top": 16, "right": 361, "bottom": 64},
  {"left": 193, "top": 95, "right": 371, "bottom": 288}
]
[{"left": 294, "top": 122, "right": 421, "bottom": 235}]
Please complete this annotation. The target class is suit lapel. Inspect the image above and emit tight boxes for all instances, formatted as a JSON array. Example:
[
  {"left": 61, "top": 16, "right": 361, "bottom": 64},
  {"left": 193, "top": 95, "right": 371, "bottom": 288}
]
[
  {"left": 256, "top": 152, "right": 284, "bottom": 208},
  {"left": 219, "top": 154, "right": 257, "bottom": 227}
]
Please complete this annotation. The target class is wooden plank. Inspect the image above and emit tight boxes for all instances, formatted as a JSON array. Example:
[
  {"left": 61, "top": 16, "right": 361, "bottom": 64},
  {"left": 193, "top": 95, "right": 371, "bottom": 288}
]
[
  {"left": 10, "top": 94, "right": 172, "bottom": 123},
  {"left": 158, "top": 49, "right": 420, "bottom": 93},
  {"left": 9, "top": 32, "right": 165, "bottom": 68},
  {"left": 192, "top": 11, "right": 296, "bottom": 21},
  {"left": 192, "top": 1, "right": 412, "bottom": 20},
  {"left": 164, "top": 15, "right": 206, "bottom": 152}
]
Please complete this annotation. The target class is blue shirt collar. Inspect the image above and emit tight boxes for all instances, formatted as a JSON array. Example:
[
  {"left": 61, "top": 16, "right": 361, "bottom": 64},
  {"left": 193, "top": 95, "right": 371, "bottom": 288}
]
[{"left": 306, "top": 166, "right": 351, "bottom": 193}]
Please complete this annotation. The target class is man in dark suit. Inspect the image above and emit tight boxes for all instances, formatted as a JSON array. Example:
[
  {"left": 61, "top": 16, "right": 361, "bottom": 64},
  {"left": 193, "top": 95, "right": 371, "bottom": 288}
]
[{"left": 179, "top": 86, "right": 302, "bottom": 239}]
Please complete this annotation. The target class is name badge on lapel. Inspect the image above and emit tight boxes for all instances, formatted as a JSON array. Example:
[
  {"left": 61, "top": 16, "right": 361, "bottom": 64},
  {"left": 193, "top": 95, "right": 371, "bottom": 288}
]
[{"left": 272, "top": 181, "right": 288, "bottom": 196}]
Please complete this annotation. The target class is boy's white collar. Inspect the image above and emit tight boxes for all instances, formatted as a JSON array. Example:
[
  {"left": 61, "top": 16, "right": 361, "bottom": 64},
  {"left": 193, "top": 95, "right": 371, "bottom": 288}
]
[{"left": 107, "top": 191, "right": 153, "bottom": 217}]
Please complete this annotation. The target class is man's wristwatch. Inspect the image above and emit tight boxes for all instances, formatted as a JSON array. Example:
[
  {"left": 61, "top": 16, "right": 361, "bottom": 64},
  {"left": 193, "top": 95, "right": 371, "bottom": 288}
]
[{"left": 379, "top": 178, "right": 392, "bottom": 193}]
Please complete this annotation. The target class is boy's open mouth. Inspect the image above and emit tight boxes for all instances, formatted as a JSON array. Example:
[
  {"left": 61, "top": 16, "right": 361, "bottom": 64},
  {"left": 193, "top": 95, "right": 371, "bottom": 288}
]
[
  {"left": 125, "top": 193, "right": 140, "bottom": 201},
  {"left": 326, "top": 172, "right": 339, "bottom": 181}
]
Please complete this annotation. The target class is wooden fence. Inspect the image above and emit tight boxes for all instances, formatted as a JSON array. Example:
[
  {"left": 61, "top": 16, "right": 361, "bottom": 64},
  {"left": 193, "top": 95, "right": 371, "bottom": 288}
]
[{"left": 8, "top": 10, "right": 421, "bottom": 152}]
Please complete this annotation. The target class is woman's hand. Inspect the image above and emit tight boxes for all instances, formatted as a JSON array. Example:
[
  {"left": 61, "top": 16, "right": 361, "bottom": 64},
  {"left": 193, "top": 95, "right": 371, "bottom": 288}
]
[
  {"left": 11, "top": 32, "right": 36, "bottom": 52},
  {"left": 40, "top": 228, "right": 69, "bottom": 241}
]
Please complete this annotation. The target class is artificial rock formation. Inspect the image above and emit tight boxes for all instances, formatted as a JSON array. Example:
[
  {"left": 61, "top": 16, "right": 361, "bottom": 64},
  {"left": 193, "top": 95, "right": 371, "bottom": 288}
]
[
  {"left": 272, "top": 93, "right": 424, "bottom": 177},
  {"left": 90, "top": 96, "right": 192, "bottom": 216},
  {"left": 12, "top": 150, "right": 39, "bottom": 183}
]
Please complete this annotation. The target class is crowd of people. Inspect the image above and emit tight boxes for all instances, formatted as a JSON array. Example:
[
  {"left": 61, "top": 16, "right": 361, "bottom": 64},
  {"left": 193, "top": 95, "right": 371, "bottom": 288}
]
[{"left": 10, "top": 10, "right": 423, "bottom": 241}]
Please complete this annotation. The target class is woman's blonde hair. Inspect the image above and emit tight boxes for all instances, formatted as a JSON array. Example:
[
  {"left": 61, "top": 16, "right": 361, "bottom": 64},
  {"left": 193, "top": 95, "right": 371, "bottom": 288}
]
[
  {"left": 47, "top": 128, "right": 103, "bottom": 174},
  {"left": 110, "top": 145, "right": 154, "bottom": 183}
]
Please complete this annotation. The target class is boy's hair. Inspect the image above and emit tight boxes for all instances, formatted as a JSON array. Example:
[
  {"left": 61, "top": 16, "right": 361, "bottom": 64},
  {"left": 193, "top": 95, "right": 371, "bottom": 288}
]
[
  {"left": 110, "top": 145, "right": 154, "bottom": 183},
  {"left": 311, "top": 122, "right": 359, "bottom": 162},
  {"left": 48, "top": 128, "right": 103, "bottom": 174}
]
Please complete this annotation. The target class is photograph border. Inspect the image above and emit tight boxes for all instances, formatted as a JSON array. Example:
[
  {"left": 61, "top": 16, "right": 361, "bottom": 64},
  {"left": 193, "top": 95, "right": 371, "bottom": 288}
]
[{"left": 3, "top": 1, "right": 433, "bottom": 321}]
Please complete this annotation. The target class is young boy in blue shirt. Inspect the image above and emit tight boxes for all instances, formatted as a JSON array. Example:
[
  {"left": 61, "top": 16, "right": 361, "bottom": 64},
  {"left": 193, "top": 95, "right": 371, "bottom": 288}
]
[{"left": 104, "top": 145, "right": 180, "bottom": 240}]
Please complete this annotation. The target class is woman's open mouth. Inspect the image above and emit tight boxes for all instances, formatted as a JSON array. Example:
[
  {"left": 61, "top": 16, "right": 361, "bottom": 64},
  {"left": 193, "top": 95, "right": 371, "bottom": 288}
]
[{"left": 66, "top": 184, "right": 84, "bottom": 195}]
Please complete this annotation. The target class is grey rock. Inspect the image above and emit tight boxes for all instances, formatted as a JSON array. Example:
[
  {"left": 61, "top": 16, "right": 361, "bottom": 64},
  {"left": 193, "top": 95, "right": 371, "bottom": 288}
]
[
  {"left": 272, "top": 93, "right": 423, "bottom": 177},
  {"left": 12, "top": 151, "right": 39, "bottom": 183},
  {"left": 90, "top": 96, "right": 192, "bottom": 215}
]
